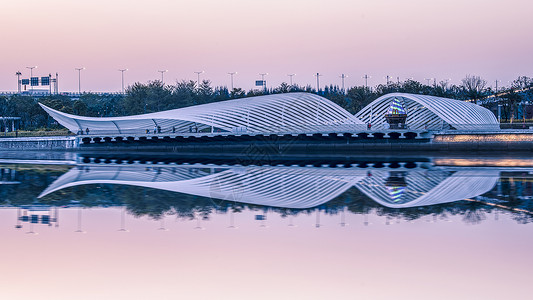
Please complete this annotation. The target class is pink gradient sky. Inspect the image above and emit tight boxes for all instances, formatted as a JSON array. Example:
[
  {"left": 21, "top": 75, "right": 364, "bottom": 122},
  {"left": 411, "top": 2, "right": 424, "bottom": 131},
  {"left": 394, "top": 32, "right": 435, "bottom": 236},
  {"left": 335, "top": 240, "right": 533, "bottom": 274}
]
[{"left": 1, "top": 0, "right": 532, "bottom": 92}]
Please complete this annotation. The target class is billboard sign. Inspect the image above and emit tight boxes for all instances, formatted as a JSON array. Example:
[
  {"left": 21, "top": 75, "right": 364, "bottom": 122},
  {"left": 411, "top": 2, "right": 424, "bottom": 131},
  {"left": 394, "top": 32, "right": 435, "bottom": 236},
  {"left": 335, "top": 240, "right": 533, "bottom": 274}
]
[
  {"left": 31, "top": 77, "right": 39, "bottom": 86},
  {"left": 255, "top": 80, "right": 266, "bottom": 86},
  {"left": 41, "top": 76, "right": 50, "bottom": 86},
  {"left": 21, "top": 79, "right": 30, "bottom": 85}
]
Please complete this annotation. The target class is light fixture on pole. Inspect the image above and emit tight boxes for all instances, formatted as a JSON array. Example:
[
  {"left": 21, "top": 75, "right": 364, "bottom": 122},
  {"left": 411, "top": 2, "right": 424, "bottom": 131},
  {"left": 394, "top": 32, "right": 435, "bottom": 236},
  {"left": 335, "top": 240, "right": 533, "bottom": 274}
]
[
  {"left": 340, "top": 74, "right": 347, "bottom": 94},
  {"left": 118, "top": 69, "right": 128, "bottom": 94},
  {"left": 194, "top": 71, "right": 204, "bottom": 88},
  {"left": 425, "top": 78, "right": 433, "bottom": 86},
  {"left": 259, "top": 73, "right": 268, "bottom": 91},
  {"left": 314, "top": 72, "right": 322, "bottom": 94},
  {"left": 75, "top": 67, "right": 85, "bottom": 95},
  {"left": 287, "top": 74, "right": 296, "bottom": 86},
  {"left": 362, "top": 74, "right": 371, "bottom": 89},
  {"left": 228, "top": 72, "right": 237, "bottom": 90},
  {"left": 26, "top": 66, "right": 37, "bottom": 95},
  {"left": 15, "top": 71, "right": 22, "bottom": 93},
  {"left": 158, "top": 70, "right": 167, "bottom": 84},
  {"left": 495, "top": 79, "right": 501, "bottom": 94}
]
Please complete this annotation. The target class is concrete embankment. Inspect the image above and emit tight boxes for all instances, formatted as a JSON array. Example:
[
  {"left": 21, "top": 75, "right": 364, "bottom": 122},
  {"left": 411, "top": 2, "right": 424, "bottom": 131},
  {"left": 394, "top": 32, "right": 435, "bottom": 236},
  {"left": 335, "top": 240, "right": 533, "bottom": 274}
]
[
  {"left": 0, "top": 136, "right": 77, "bottom": 150},
  {"left": 2, "top": 131, "right": 533, "bottom": 152}
]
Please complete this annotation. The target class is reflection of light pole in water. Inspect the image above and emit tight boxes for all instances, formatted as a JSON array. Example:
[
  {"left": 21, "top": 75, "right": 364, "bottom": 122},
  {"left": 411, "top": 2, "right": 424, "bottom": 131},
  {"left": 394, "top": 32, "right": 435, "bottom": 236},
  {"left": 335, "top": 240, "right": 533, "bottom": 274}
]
[
  {"left": 315, "top": 209, "right": 321, "bottom": 228},
  {"left": 340, "top": 207, "right": 347, "bottom": 227},
  {"left": 363, "top": 212, "right": 370, "bottom": 226},
  {"left": 157, "top": 217, "right": 168, "bottom": 231},
  {"left": 55, "top": 207, "right": 59, "bottom": 228},
  {"left": 118, "top": 207, "right": 128, "bottom": 232},
  {"left": 288, "top": 214, "right": 296, "bottom": 227},
  {"left": 227, "top": 209, "right": 237, "bottom": 229},
  {"left": 194, "top": 212, "right": 203, "bottom": 230},
  {"left": 15, "top": 207, "right": 22, "bottom": 229},
  {"left": 75, "top": 206, "right": 86, "bottom": 233},
  {"left": 26, "top": 220, "right": 38, "bottom": 235}
]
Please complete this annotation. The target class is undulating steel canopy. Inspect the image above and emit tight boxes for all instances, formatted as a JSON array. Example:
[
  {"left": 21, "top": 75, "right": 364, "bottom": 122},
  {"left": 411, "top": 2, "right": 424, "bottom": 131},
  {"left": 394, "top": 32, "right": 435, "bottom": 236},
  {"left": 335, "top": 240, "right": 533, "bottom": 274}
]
[
  {"left": 39, "top": 92, "right": 363, "bottom": 134},
  {"left": 355, "top": 93, "right": 499, "bottom": 131},
  {"left": 40, "top": 92, "right": 499, "bottom": 134}
]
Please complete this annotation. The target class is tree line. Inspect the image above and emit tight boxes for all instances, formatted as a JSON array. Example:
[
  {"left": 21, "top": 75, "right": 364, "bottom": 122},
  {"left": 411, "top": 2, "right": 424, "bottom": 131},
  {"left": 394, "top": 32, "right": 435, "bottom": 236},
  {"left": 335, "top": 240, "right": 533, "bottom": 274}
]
[{"left": 1, "top": 75, "right": 532, "bottom": 131}]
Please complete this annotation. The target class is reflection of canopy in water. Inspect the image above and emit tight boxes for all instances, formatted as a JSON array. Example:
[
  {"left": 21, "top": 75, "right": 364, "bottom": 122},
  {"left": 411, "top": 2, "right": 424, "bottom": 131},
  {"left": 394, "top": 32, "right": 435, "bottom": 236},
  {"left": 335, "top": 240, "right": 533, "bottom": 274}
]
[
  {"left": 357, "top": 170, "right": 500, "bottom": 208},
  {"left": 39, "top": 165, "right": 500, "bottom": 209},
  {"left": 39, "top": 165, "right": 364, "bottom": 209}
]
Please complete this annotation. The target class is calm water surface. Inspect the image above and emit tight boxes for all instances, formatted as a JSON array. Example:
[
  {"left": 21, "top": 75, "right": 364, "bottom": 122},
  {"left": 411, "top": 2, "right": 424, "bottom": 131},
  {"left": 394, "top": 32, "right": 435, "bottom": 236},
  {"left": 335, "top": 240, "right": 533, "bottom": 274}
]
[{"left": 0, "top": 153, "right": 532, "bottom": 300}]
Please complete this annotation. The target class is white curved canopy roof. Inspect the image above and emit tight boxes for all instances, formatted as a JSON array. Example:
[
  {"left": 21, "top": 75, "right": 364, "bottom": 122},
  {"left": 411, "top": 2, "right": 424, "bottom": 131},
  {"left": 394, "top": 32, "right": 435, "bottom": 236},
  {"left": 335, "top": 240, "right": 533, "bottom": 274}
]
[
  {"left": 355, "top": 93, "right": 499, "bottom": 131},
  {"left": 39, "top": 164, "right": 499, "bottom": 209},
  {"left": 40, "top": 92, "right": 363, "bottom": 134}
]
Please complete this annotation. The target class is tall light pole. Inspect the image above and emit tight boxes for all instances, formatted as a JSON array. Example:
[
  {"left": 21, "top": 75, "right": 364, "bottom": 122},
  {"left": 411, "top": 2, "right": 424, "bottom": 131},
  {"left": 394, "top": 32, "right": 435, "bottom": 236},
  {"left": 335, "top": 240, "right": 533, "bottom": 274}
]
[
  {"left": 15, "top": 71, "right": 22, "bottom": 93},
  {"left": 287, "top": 74, "right": 296, "bottom": 86},
  {"left": 228, "top": 72, "right": 237, "bottom": 90},
  {"left": 75, "top": 67, "right": 85, "bottom": 95},
  {"left": 362, "top": 74, "right": 371, "bottom": 89},
  {"left": 425, "top": 78, "right": 433, "bottom": 86},
  {"left": 385, "top": 75, "right": 391, "bottom": 86},
  {"left": 314, "top": 73, "right": 322, "bottom": 94},
  {"left": 118, "top": 69, "right": 128, "bottom": 94},
  {"left": 26, "top": 66, "right": 37, "bottom": 95},
  {"left": 194, "top": 71, "right": 204, "bottom": 88},
  {"left": 340, "top": 74, "right": 347, "bottom": 94},
  {"left": 495, "top": 79, "right": 501, "bottom": 94},
  {"left": 259, "top": 73, "right": 268, "bottom": 91},
  {"left": 158, "top": 70, "right": 167, "bottom": 84}
]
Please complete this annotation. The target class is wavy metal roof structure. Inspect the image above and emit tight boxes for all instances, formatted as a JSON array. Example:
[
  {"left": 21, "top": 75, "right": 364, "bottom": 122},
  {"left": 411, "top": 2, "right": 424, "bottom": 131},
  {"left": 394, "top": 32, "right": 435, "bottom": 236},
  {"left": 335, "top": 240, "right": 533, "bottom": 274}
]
[
  {"left": 355, "top": 93, "right": 499, "bottom": 131},
  {"left": 39, "top": 92, "right": 363, "bottom": 134},
  {"left": 39, "top": 164, "right": 499, "bottom": 209}
]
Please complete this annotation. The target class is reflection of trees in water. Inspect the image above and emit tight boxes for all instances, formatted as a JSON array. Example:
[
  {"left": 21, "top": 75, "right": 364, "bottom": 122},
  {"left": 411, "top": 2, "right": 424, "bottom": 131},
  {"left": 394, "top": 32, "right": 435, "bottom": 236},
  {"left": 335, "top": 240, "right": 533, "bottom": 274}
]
[{"left": 3, "top": 168, "right": 533, "bottom": 225}]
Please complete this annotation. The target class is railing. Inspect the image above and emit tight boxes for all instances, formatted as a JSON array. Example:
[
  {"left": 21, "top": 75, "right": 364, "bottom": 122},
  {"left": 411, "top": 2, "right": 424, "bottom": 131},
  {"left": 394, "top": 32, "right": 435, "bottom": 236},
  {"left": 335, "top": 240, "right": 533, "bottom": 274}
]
[
  {"left": 1, "top": 123, "right": 525, "bottom": 139},
  {"left": 0, "top": 131, "right": 74, "bottom": 138},
  {"left": 73, "top": 123, "right": 510, "bottom": 137}
]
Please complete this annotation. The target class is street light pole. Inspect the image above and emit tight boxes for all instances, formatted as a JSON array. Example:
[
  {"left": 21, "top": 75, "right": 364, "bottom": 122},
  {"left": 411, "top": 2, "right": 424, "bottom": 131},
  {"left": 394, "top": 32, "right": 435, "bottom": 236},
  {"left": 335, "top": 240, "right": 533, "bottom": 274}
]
[
  {"left": 15, "top": 71, "right": 22, "bottom": 93},
  {"left": 340, "top": 74, "right": 347, "bottom": 94},
  {"left": 158, "top": 70, "right": 167, "bottom": 84},
  {"left": 75, "top": 67, "right": 85, "bottom": 95},
  {"left": 118, "top": 69, "right": 128, "bottom": 94},
  {"left": 228, "top": 72, "right": 237, "bottom": 91},
  {"left": 362, "top": 74, "right": 371, "bottom": 89},
  {"left": 259, "top": 73, "right": 268, "bottom": 92},
  {"left": 314, "top": 73, "right": 322, "bottom": 94},
  {"left": 287, "top": 74, "right": 296, "bottom": 86},
  {"left": 26, "top": 66, "right": 37, "bottom": 95},
  {"left": 194, "top": 71, "right": 204, "bottom": 88}
]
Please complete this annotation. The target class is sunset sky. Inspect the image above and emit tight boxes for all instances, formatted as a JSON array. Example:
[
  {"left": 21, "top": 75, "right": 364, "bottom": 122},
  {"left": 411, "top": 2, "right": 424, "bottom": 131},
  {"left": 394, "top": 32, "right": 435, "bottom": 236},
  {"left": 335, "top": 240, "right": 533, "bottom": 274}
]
[{"left": 1, "top": 0, "right": 531, "bottom": 92}]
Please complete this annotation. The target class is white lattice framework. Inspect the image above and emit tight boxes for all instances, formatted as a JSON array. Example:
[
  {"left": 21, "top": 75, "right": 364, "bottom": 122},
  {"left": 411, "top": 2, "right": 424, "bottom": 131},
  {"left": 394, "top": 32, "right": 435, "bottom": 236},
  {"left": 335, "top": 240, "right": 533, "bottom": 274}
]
[
  {"left": 39, "top": 92, "right": 363, "bottom": 135},
  {"left": 39, "top": 164, "right": 499, "bottom": 209},
  {"left": 355, "top": 93, "right": 500, "bottom": 131}
]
